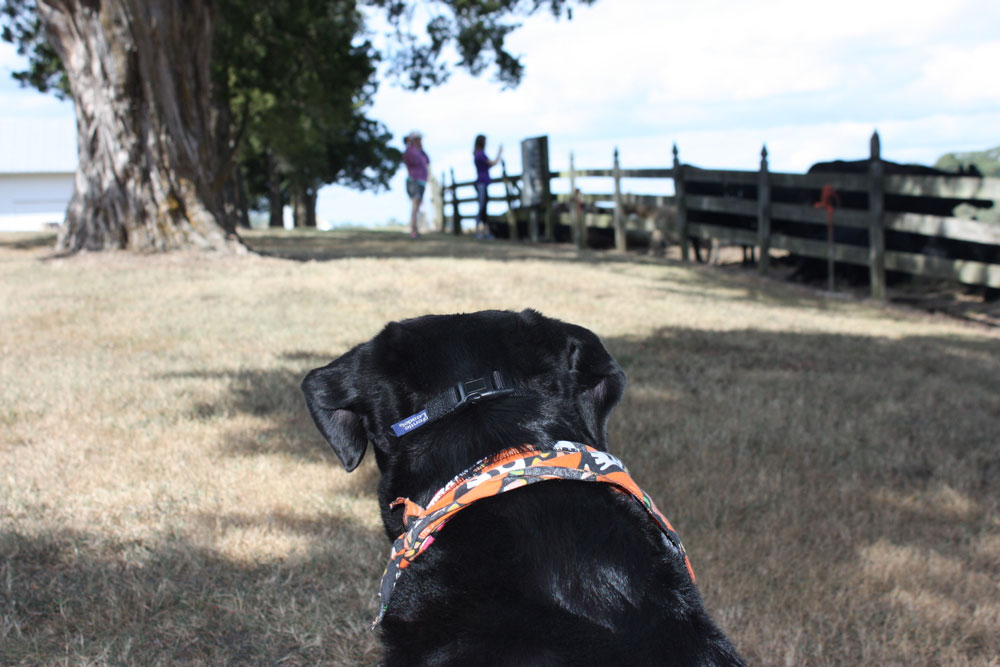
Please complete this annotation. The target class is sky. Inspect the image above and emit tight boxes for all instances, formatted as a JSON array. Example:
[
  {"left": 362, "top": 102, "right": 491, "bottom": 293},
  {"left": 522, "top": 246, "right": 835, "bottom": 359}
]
[{"left": 2, "top": 0, "right": 999, "bottom": 227}]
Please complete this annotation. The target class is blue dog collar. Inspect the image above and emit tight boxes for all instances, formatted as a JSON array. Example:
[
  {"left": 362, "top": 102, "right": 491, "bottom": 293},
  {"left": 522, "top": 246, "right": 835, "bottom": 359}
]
[{"left": 390, "top": 370, "right": 521, "bottom": 437}]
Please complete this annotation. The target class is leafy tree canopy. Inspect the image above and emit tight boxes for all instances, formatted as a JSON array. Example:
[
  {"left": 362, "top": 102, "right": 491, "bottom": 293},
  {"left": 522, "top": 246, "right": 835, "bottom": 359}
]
[
  {"left": 214, "top": 0, "right": 401, "bottom": 210},
  {"left": 371, "top": 0, "right": 592, "bottom": 90},
  {"left": 4, "top": 0, "right": 594, "bottom": 103},
  {"left": 935, "top": 146, "right": 1000, "bottom": 177}
]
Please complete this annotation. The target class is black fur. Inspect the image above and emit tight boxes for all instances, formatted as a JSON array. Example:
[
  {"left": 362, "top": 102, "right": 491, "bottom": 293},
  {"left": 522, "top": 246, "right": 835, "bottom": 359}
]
[{"left": 302, "top": 309, "right": 744, "bottom": 665}]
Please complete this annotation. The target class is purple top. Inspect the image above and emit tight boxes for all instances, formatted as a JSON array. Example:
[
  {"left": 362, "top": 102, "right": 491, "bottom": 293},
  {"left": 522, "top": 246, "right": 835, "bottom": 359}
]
[
  {"left": 474, "top": 149, "right": 491, "bottom": 185},
  {"left": 403, "top": 144, "right": 429, "bottom": 182}
]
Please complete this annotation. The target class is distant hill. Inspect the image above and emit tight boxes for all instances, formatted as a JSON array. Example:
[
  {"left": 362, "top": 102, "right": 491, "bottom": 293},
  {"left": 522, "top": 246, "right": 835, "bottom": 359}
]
[{"left": 935, "top": 146, "right": 1000, "bottom": 177}]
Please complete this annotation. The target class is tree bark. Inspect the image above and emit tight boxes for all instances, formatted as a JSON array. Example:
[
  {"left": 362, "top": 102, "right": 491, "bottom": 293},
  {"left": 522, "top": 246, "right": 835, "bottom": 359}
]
[
  {"left": 267, "top": 152, "right": 284, "bottom": 228},
  {"left": 38, "top": 0, "right": 244, "bottom": 253},
  {"left": 305, "top": 188, "right": 317, "bottom": 228},
  {"left": 292, "top": 185, "right": 317, "bottom": 228},
  {"left": 235, "top": 166, "right": 251, "bottom": 229}
]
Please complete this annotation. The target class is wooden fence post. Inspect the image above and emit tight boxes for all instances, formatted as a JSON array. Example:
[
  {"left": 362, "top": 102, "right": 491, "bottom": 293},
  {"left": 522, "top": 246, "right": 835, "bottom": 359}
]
[
  {"left": 570, "top": 151, "right": 585, "bottom": 249},
  {"left": 450, "top": 168, "right": 461, "bottom": 235},
  {"left": 543, "top": 169, "right": 553, "bottom": 243},
  {"left": 438, "top": 171, "right": 446, "bottom": 232},
  {"left": 500, "top": 159, "right": 517, "bottom": 239},
  {"left": 613, "top": 147, "right": 625, "bottom": 251},
  {"left": 757, "top": 145, "right": 771, "bottom": 275},
  {"left": 442, "top": 170, "right": 451, "bottom": 232},
  {"left": 673, "top": 144, "right": 690, "bottom": 262},
  {"left": 868, "top": 131, "right": 886, "bottom": 300}
]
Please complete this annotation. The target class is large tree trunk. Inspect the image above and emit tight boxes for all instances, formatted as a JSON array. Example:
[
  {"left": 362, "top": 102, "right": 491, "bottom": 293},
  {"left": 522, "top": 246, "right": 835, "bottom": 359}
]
[
  {"left": 235, "top": 167, "right": 251, "bottom": 229},
  {"left": 267, "top": 153, "right": 284, "bottom": 228},
  {"left": 291, "top": 185, "right": 317, "bottom": 228},
  {"left": 305, "top": 188, "right": 317, "bottom": 228},
  {"left": 39, "top": 0, "right": 243, "bottom": 253}
]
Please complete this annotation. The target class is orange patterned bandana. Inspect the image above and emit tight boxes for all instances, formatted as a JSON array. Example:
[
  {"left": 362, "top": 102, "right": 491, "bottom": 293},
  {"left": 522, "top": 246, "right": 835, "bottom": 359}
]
[{"left": 373, "top": 441, "right": 695, "bottom": 626}]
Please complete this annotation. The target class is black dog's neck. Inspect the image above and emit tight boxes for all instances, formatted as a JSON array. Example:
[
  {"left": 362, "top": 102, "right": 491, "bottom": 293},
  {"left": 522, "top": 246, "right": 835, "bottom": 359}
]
[{"left": 376, "top": 397, "right": 586, "bottom": 540}]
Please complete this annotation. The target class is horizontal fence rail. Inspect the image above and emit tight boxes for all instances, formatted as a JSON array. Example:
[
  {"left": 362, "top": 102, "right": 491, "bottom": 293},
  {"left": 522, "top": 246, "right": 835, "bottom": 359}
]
[{"left": 440, "top": 131, "right": 1000, "bottom": 296}]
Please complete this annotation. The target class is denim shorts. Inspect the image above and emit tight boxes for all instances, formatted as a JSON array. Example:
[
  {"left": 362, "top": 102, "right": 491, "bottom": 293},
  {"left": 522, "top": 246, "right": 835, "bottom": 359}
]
[{"left": 407, "top": 178, "right": 426, "bottom": 201}]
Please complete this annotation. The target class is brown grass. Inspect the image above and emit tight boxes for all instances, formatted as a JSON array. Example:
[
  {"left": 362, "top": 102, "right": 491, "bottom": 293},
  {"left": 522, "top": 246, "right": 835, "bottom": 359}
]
[{"left": 1, "top": 228, "right": 998, "bottom": 665}]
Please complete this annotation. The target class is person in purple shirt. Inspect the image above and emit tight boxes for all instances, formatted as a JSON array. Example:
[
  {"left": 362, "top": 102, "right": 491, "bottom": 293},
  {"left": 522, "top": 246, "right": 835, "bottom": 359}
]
[
  {"left": 473, "top": 134, "right": 502, "bottom": 239},
  {"left": 403, "top": 131, "right": 430, "bottom": 239}
]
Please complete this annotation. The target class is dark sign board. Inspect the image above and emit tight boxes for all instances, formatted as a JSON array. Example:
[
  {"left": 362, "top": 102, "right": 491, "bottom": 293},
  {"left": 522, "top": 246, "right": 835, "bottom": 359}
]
[{"left": 520, "top": 135, "right": 550, "bottom": 207}]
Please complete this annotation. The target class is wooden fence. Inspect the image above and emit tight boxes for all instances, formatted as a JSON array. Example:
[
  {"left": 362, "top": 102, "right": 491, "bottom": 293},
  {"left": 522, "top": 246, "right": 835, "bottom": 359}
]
[
  {"left": 440, "top": 132, "right": 1000, "bottom": 297},
  {"left": 437, "top": 161, "right": 525, "bottom": 237}
]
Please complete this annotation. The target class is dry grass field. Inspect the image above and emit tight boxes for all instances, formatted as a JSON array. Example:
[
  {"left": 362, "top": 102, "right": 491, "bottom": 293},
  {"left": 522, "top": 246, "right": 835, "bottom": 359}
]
[{"left": 2, "top": 228, "right": 998, "bottom": 665}]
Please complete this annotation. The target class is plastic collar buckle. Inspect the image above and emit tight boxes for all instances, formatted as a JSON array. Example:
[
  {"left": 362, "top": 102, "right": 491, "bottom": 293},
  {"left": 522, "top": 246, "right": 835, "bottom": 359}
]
[{"left": 454, "top": 371, "right": 514, "bottom": 409}]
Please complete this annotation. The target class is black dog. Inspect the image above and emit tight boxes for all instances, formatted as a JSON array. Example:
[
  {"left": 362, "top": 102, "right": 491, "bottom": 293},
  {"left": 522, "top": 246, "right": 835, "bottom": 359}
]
[{"left": 302, "top": 309, "right": 744, "bottom": 665}]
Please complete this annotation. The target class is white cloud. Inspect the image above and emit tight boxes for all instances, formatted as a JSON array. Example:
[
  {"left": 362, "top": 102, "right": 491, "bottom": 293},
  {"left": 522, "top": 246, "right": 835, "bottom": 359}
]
[{"left": 906, "top": 42, "right": 1000, "bottom": 107}]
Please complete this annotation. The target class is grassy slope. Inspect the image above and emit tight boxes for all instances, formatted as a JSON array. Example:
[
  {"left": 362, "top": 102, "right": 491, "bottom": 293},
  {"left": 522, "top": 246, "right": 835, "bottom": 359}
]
[{"left": 1, "top": 230, "right": 998, "bottom": 665}]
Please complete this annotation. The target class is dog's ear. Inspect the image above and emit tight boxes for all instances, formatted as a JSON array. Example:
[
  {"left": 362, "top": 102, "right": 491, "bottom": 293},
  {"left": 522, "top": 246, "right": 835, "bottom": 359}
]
[
  {"left": 301, "top": 347, "right": 370, "bottom": 472},
  {"left": 565, "top": 327, "right": 626, "bottom": 446}
]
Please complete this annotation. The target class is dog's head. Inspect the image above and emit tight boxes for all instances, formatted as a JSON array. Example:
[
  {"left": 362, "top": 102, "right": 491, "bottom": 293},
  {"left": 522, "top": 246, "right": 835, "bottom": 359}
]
[{"left": 301, "top": 309, "right": 625, "bottom": 532}]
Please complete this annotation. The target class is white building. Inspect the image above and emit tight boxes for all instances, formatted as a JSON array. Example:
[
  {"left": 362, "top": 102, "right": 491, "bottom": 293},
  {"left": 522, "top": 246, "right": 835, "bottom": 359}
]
[{"left": 0, "top": 116, "right": 77, "bottom": 232}]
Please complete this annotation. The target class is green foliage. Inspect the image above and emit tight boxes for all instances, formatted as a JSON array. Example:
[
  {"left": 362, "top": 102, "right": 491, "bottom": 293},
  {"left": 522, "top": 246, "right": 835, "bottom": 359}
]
[
  {"left": 372, "top": 0, "right": 595, "bottom": 90},
  {"left": 0, "top": 0, "right": 69, "bottom": 97},
  {"left": 215, "top": 0, "right": 401, "bottom": 208},
  {"left": 935, "top": 146, "right": 1000, "bottom": 177}
]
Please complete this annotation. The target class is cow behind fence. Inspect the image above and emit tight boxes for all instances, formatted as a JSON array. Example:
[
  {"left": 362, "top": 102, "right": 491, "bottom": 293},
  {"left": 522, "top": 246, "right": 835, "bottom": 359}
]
[{"left": 441, "top": 132, "right": 1000, "bottom": 297}]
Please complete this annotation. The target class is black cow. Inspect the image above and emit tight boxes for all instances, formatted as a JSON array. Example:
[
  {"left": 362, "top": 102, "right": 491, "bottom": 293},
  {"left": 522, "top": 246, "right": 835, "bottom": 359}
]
[{"left": 784, "top": 159, "right": 998, "bottom": 287}]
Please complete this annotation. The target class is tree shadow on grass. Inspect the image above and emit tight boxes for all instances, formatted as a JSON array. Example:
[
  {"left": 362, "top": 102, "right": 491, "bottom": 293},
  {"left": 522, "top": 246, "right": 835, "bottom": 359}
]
[
  {"left": 161, "top": 352, "right": 331, "bottom": 462},
  {"left": 145, "top": 321, "right": 999, "bottom": 663},
  {"left": 243, "top": 229, "right": 1000, "bottom": 327},
  {"left": 601, "top": 327, "right": 999, "bottom": 664},
  {"left": 244, "top": 229, "right": 775, "bottom": 288},
  {"left": 0, "top": 231, "right": 57, "bottom": 250},
  {"left": 159, "top": 351, "right": 382, "bottom": 496},
  {"left": 242, "top": 228, "right": 614, "bottom": 264},
  {"left": 0, "top": 517, "right": 386, "bottom": 664}
]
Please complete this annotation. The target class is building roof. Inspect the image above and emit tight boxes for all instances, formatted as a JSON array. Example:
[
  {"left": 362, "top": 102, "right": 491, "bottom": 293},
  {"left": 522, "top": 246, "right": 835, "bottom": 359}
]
[{"left": 0, "top": 115, "right": 77, "bottom": 174}]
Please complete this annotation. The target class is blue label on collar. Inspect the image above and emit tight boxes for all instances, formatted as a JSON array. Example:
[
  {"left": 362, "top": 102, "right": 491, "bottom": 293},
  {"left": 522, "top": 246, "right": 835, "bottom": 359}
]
[{"left": 391, "top": 410, "right": 429, "bottom": 437}]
